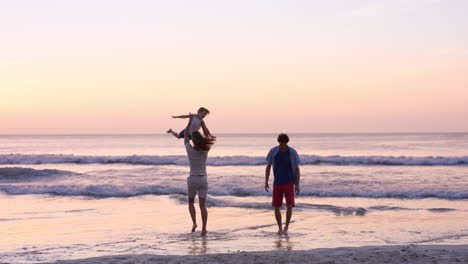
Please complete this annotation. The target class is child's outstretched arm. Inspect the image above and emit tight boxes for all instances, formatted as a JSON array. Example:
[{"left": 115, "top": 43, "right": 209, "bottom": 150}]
[
  {"left": 172, "top": 113, "right": 193, "bottom": 119},
  {"left": 184, "top": 114, "right": 193, "bottom": 145},
  {"left": 201, "top": 121, "right": 216, "bottom": 138}
]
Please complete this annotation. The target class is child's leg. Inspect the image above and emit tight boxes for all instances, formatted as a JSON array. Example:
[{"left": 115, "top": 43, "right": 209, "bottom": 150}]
[
  {"left": 167, "top": 128, "right": 181, "bottom": 139},
  {"left": 178, "top": 129, "right": 186, "bottom": 139}
]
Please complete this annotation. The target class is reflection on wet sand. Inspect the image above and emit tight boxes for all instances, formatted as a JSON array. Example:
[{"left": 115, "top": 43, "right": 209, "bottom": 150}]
[
  {"left": 275, "top": 234, "right": 294, "bottom": 251},
  {"left": 189, "top": 236, "right": 207, "bottom": 255}
]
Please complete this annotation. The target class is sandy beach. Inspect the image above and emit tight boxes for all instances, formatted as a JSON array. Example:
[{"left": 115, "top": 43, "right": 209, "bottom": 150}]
[{"left": 45, "top": 245, "right": 468, "bottom": 264}]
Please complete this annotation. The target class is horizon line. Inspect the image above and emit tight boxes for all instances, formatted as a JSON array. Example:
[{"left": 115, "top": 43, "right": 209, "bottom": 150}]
[{"left": 1, "top": 132, "right": 467, "bottom": 136}]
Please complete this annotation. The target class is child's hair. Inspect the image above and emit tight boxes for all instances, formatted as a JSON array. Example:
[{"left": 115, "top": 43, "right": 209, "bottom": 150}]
[
  {"left": 191, "top": 131, "right": 215, "bottom": 151},
  {"left": 197, "top": 107, "right": 210, "bottom": 114},
  {"left": 277, "top": 133, "right": 289, "bottom": 143}
]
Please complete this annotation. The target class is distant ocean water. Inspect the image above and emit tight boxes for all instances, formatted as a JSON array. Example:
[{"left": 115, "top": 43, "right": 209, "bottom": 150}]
[{"left": 1, "top": 133, "right": 468, "bottom": 263}]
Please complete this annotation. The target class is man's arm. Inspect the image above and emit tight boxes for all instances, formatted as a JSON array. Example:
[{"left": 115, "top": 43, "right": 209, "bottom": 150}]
[
  {"left": 265, "top": 163, "right": 272, "bottom": 192},
  {"left": 295, "top": 166, "right": 300, "bottom": 195},
  {"left": 184, "top": 114, "right": 193, "bottom": 145}
]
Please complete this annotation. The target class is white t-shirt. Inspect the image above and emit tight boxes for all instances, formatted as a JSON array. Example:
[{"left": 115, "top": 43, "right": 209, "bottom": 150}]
[
  {"left": 185, "top": 143, "right": 208, "bottom": 176},
  {"left": 189, "top": 116, "right": 203, "bottom": 135}
]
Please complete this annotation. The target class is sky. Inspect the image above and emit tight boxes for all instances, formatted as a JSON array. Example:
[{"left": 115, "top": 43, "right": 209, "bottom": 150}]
[{"left": 1, "top": 0, "right": 467, "bottom": 134}]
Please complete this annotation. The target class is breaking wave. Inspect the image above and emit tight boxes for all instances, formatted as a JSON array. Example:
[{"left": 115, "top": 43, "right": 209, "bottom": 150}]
[
  {"left": 0, "top": 154, "right": 467, "bottom": 166},
  {"left": 1, "top": 184, "right": 467, "bottom": 199}
]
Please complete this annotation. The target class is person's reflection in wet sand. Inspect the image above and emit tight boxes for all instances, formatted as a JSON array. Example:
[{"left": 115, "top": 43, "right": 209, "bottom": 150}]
[
  {"left": 189, "top": 235, "right": 207, "bottom": 255},
  {"left": 274, "top": 234, "right": 294, "bottom": 251}
]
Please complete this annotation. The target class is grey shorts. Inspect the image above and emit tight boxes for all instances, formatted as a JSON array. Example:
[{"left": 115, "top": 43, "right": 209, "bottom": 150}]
[{"left": 187, "top": 176, "right": 208, "bottom": 199}]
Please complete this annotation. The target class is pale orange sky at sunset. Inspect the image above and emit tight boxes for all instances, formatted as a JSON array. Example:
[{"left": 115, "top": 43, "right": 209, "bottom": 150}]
[{"left": 1, "top": 0, "right": 467, "bottom": 134}]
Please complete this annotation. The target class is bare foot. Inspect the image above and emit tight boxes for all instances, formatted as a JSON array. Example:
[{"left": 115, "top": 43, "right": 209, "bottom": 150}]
[
  {"left": 191, "top": 224, "right": 197, "bottom": 233},
  {"left": 201, "top": 230, "right": 207, "bottom": 236},
  {"left": 277, "top": 229, "right": 283, "bottom": 235},
  {"left": 283, "top": 227, "right": 288, "bottom": 234},
  {"left": 167, "top": 129, "right": 173, "bottom": 133}
]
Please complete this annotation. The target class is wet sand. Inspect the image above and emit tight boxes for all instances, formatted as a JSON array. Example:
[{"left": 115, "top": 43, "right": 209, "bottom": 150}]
[{"left": 47, "top": 244, "right": 468, "bottom": 264}]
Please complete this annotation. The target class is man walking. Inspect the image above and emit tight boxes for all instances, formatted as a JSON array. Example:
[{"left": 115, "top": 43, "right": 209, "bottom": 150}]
[{"left": 265, "top": 133, "right": 301, "bottom": 235}]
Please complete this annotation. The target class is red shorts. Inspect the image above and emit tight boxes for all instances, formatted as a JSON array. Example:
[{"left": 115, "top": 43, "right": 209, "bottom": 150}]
[{"left": 272, "top": 183, "right": 295, "bottom": 207}]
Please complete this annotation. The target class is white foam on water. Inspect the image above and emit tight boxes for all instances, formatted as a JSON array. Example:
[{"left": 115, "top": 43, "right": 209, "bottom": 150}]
[{"left": 1, "top": 154, "right": 467, "bottom": 166}]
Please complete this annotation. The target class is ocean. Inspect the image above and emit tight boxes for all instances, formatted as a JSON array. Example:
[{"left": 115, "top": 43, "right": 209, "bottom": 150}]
[{"left": 1, "top": 133, "right": 468, "bottom": 263}]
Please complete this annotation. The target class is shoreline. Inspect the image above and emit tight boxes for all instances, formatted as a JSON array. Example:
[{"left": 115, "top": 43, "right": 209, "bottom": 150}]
[{"left": 47, "top": 244, "right": 468, "bottom": 264}]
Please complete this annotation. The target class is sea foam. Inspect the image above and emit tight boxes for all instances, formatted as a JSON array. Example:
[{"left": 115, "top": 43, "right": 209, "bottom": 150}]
[
  {"left": 0, "top": 154, "right": 467, "bottom": 166},
  {"left": 1, "top": 183, "right": 467, "bottom": 199}
]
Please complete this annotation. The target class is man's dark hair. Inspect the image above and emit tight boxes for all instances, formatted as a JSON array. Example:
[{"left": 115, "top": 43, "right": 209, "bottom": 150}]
[{"left": 277, "top": 133, "right": 289, "bottom": 143}]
